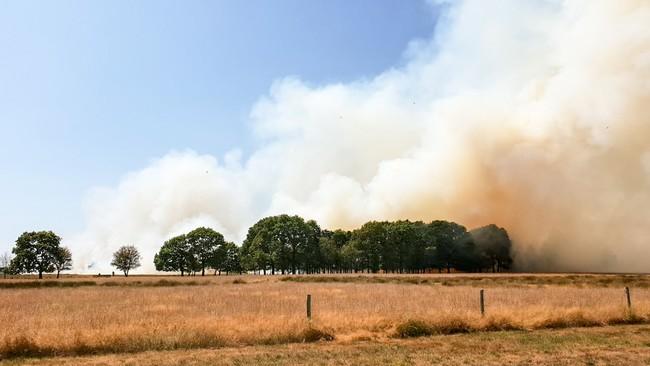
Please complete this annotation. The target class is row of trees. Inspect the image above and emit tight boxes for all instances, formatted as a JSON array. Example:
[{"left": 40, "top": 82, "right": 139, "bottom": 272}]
[
  {"left": 153, "top": 215, "right": 512, "bottom": 276},
  {"left": 1, "top": 231, "right": 142, "bottom": 278},
  {"left": 154, "top": 227, "right": 240, "bottom": 276},
  {"left": 2, "top": 216, "right": 513, "bottom": 278},
  {"left": 239, "top": 216, "right": 512, "bottom": 274}
]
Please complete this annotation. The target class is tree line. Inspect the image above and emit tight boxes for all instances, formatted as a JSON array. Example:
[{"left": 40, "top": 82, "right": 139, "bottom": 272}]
[
  {"left": 238, "top": 216, "right": 512, "bottom": 275},
  {"left": 153, "top": 215, "right": 512, "bottom": 276},
  {"left": 1, "top": 215, "right": 512, "bottom": 278}
]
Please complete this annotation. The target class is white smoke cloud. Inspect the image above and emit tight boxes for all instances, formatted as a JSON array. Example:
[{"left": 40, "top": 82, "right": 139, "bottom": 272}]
[{"left": 70, "top": 0, "right": 650, "bottom": 273}]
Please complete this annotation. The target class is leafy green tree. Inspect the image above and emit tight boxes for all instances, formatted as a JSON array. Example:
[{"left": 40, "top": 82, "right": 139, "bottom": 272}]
[
  {"left": 320, "top": 229, "right": 351, "bottom": 273},
  {"left": 385, "top": 220, "right": 430, "bottom": 273},
  {"left": 111, "top": 245, "right": 141, "bottom": 277},
  {"left": 340, "top": 241, "right": 362, "bottom": 273},
  {"left": 241, "top": 223, "right": 274, "bottom": 274},
  {"left": 411, "top": 221, "right": 435, "bottom": 273},
  {"left": 221, "top": 241, "right": 242, "bottom": 275},
  {"left": 186, "top": 227, "right": 226, "bottom": 276},
  {"left": 429, "top": 220, "right": 468, "bottom": 273},
  {"left": 302, "top": 219, "right": 322, "bottom": 274},
  {"left": 53, "top": 246, "right": 72, "bottom": 279},
  {"left": 242, "top": 215, "right": 321, "bottom": 275},
  {"left": 351, "top": 222, "right": 386, "bottom": 273},
  {"left": 319, "top": 235, "right": 339, "bottom": 273},
  {"left": 10, "top": 231, "right": 62, "bottom": 279},
  {"left": 154, "top": 235, "right": 193, "bottom": 276}
]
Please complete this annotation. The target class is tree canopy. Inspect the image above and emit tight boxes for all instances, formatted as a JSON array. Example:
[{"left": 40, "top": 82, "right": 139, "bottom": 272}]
[
  {"left": 240, "top": 215, "right": 321, "bottom": 275},
  {"left": 154, "top": 227, "right": 230, "bottom": 276},
  {"left": 152, "top": 217, "right": 513, "bottom": 276},
  {"left": 236, "top": 217, "right": 513, "bottom": 274},
  {"left": 10, "top": 231, "right": 62, "bottom": 279},
  {"left": 53, "top": 246, "right": 73, "bottom": 279},
  {"left": 111, "top": 245, "right": 141, "bottom": 277}
]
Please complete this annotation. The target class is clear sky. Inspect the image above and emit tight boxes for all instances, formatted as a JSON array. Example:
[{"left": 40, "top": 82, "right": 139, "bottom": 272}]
[{"left": 0, "top": 1, "right": 438, "bottom": 252}]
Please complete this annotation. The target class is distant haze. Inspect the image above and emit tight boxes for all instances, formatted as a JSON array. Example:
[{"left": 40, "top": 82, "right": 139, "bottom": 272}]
[{"left": 71, "top": 0, "right": 650, "bottom": 273}]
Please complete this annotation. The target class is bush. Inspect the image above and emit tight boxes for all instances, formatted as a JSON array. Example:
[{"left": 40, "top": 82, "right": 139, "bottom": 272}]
[
  {"left": 0, "top": 336, "right": 49, "bottom": 358},
  {"left": 395, "top": 319, "right": 434, "bottom": 338},
  {"left": 302, "top": 326, "right": 335, "bottom": 342}
]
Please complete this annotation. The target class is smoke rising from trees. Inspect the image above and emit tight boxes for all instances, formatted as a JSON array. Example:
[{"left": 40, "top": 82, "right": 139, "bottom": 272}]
[{"left": 70, "top": 0, "right": 650, "bottom": 273}]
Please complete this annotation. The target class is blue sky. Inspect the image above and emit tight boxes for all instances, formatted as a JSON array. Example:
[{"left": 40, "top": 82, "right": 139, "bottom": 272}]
[{"left": 0, "top": 1, "right": 438, "bottom": 251}]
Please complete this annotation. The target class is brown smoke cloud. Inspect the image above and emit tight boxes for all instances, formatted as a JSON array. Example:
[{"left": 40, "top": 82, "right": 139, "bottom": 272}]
[{"left": 71, "top": 0, "right": 650, "bottom": 273}]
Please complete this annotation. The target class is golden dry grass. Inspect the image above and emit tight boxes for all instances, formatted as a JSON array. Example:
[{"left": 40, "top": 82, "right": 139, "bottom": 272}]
[
  {"left": 1, "top": 274, "right": 649, "bottom": 359},
  {"left": 3, "top": 324, "right": 650, "bottom": 365}
]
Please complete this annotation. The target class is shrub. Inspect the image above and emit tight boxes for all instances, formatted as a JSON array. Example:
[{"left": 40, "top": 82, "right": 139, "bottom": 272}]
[
  {"left": 302, "top": 326, "right": 335, "bottom": 342},
  {"left": 395, "top": 319, "right": 434, "bottom": 338}
]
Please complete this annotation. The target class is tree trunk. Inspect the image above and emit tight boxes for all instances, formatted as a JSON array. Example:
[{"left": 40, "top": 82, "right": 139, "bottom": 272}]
[
  {"left": 38, "top": 271, "right": 43, "bottom": 279},
  {"left": 201, "top": 267, "right": 205, "bottom": 276},
  {"left": 56, "top": 270, "right": 60, "bottom": 279}
]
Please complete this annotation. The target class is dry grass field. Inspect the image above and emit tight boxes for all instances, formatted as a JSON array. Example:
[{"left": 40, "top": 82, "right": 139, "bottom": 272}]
[
  {"left": 1, "top": 274, "right": 649, "bottom": 364},
  {"left": 3, "top": 324, "right": 650, "bottom": 365}
]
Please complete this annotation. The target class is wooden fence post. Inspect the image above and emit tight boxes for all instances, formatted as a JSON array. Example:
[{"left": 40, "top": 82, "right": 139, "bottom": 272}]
[
  {"left": 625, "top": 287, "right": 632, "bottom": 311},
  {"left": 480, "top": 289, "right": 485, "bottom": 316},
  {"left": 306, "top": 294, "right": 312, "bottom": 320}
]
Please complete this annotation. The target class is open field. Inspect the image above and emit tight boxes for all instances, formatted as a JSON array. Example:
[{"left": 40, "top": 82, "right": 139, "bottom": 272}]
[{"left": 1, "top": 274, "right": 650, "bottom": 362}]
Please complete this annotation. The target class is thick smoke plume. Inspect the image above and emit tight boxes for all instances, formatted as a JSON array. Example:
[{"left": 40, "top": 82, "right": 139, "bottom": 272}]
[{"left": 71, "top": 0, "right": 650, "bottom": 273}]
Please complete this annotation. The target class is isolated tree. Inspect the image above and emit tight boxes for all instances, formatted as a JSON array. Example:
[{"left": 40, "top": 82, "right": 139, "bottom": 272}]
[
  {"left": 10, "top": 231, "right": 61, "bottom": 279},
  {"left": 111, "top": 245, "right": 141, "bottom": 277},
  {"left": 53, "top": 246, "right": 73, "bottom": 279},
  {"left": 0, "top": 252, "right": 13, "bottom": 279}
]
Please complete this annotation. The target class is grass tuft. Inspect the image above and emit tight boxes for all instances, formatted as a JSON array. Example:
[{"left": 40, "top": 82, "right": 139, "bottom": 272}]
[
  {"left": 395, "top": 320, "right": 434, "bottom": 338},
  {"left": 0, "top": 336, "right": 51, "bottom": 358},
  {"left": 302, "top": 326, "right": 335, "bottom": 342}
]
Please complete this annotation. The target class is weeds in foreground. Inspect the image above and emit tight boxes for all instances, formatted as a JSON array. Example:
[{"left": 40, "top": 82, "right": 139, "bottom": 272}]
[
  {"left": 0, "top": 324, "right": 335, "bottom": 359},
  {"left": 393, "top": 312, "right": 648, "bottom": 338}
]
